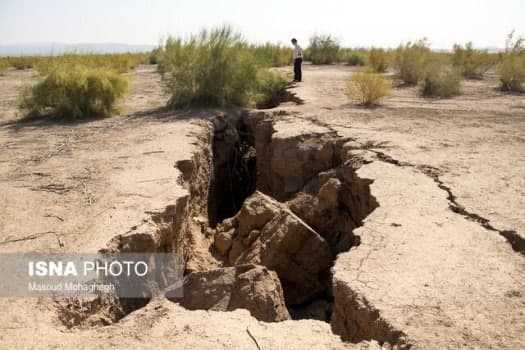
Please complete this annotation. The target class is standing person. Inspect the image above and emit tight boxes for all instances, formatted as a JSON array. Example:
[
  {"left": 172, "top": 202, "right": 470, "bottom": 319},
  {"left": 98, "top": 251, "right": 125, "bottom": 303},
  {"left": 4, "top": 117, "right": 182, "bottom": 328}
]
[{"left": 291, "top": 38, "right": 302, "bottom": 82}]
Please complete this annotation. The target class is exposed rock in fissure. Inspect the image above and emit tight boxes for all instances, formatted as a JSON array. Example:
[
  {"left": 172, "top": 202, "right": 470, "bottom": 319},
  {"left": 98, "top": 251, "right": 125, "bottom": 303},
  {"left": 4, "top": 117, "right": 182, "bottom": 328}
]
[
  {"left": 208, "top": 111, "right": 381, "bottom": 328},
  {"left": 57, "top": 110, "right": 405, "bottom": 347}
]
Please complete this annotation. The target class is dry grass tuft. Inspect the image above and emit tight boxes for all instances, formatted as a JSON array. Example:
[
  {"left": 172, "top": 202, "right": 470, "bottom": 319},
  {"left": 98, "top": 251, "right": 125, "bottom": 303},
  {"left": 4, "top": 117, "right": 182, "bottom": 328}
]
[
  {"left": 20, "top": 65, "right": 128, "bottom": 119},
  {"left": 345, "top": 70, "right": 391, "bottom": 106}
]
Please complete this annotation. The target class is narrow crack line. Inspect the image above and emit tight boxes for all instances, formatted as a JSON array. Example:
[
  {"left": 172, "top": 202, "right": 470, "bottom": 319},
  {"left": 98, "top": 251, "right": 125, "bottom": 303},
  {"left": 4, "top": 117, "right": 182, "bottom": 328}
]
[
  {"left": 0, "top": 231, "right": 57, "bottom": 245},
  {"left": 370, "top": 150, "right": 525, "bottom": 256},
  {"left": 246, "top": 327, "right": 262, "bottom": 350},
  {"left": 352, "top": 228, "right": 385, "bottom": 288}
]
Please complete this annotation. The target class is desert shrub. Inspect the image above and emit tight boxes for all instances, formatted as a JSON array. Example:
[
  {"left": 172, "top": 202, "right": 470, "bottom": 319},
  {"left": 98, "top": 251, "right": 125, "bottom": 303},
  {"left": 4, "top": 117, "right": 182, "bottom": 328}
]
[
  {"left": 149, "top": 47, "right": 163, "bottom": 64},
  {"left": 308, "top": 34, "right": 340, "bottom": 65},
  {"left": 345, "top": 70, "right": 391, "bottom": 106},
  {"left": 158, "top": 26, "right": 291, "bottom": 108},
  {"left": 452, "top": 42, "right": 495, "bottom": 78},
  {"left": 2, "top": 53, "right": 145, "bottom": 74},
  {"left": 419, "top": 59, "right": 461, "bottom": 97},
  {"left": 367, "top": 48, "right": 388, "bottom": 73},
  {"left": 98, "top": 53, "right": 145, "bottom": 72},
  {"left": 8, "top": 56, "right": 36, "bottom": 70},
  {"left": 498, "top": 55, "right": 525, "bottom": 92},
  {"left": 108, "top": 53, "right": 143, "bottom": 72},
  {"left": 347, "top": 53, "right": 366, "bottom": 66},
  {"left": 159, "top": 26, "right": 265, "bottom": 107},
  {"left": 337, "top": 48, "right": 350, "bottom": 63},
  {"left": 339, "top": 48, "right": 366, "bottom": 66},
  {"left": 392, "top": 40, "right": 430, "bottom": 84},
  {"left": 0, "top": 59, "right": 8, "bottom": 75},
  {"left": 254, "top": 69, "right": 289, "bottom": 108},
  {"left": 20, "top": 65, "right": 128, "bottom": 119},
  {"left": 32, "top": 53, "right": 145, "bottom": 75},
  {"left": 252, "top": 43, "right": 293, "bottom": 67},
  {"left": 302, "top": 47, "right": 311, "bottom": 61},
  {"left": 498, "top": 32, "right": 525, "bottom": 92}
]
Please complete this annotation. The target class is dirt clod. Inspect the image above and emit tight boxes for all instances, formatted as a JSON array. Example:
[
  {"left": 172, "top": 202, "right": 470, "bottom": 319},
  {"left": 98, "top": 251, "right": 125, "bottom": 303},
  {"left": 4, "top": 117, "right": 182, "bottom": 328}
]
[{"left": 176, "top": 264, "right": 290, "bottom": 322}]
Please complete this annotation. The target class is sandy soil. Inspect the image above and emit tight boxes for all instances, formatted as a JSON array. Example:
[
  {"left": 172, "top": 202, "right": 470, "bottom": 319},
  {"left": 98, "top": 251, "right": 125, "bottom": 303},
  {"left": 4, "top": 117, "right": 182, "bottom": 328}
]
[
  {"left": 282, "top": 64, "right": 525, "bottom": 348},
  {"left": 0, "top": 63, "right": 524, "bottom": 349},
  {"left": 286, "top": 65, "right": 525, "bottom": 238}
]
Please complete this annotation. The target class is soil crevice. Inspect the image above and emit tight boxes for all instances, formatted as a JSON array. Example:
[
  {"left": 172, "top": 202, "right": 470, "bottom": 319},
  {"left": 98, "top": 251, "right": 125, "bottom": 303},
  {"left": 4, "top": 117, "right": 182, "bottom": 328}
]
[{"left": 371, "top": 149, "right": 525, "bottom": 256}]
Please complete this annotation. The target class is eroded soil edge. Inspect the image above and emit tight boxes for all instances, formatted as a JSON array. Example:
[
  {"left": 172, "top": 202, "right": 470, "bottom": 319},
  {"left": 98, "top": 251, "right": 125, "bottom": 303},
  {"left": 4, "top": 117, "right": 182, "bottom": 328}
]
[{"left": 57, "top": 110, "right": 413, "bottom": 348}]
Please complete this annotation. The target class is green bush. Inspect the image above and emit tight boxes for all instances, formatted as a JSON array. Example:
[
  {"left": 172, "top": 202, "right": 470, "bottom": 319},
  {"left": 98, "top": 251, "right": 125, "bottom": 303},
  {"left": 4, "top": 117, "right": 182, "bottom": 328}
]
[
  {"left": 254, "top": 69, "right": 289, "bottom": 108},
  {"left": 452, "top": 42, "right": 495, "bottom": 78},
  {"left": 159, "top": 26, "right": 284, "bottom": 108},
  {"left": 8, "top": 56, "right": 36, "bottom": 70},
  {"left": 252, "top": 43, "right": 293, "bottom": 67},
  {"left": 348, "top": 54, "right": 365, "bottom": 66},
  {"left": 32, "top": 53, "right": 145, "bottom": 75},
  {"left": 367, "top": 48, "right": 388, "bottom": 73},
  {"left": 339, "top": 48, "right": 366, "bottom": 66},
  {"left": 498, "top": 55, "right": 525, "bottom": 92},
  {"left": 308, "top": 34, "right": 340, "bottom": 65},
  {"left": 20, "top": 65, "right": 128, "bottom": 119},
  {"left": 345, "top": 70, "right": 391, "bottom": 106},
  {"left": 498, "top": 32, "right": 525, "bottom": 92},
  {"left": 345, "top": 50, "right": 366, "bottom": 66},
  {"left": 0, "top": 59, "right": 8, "bottom": 75},
  {"left": 149, "top": 47, "right": 163, "bottom": 64},
  {"left": 392, "top": 40, "right": 430, "bottom": 84},
  {"left": 0, "top": 53, "right": 146, "bottom": 74},
  {"left": 419, "top": 59, "right": 461, "bottom": 97}
]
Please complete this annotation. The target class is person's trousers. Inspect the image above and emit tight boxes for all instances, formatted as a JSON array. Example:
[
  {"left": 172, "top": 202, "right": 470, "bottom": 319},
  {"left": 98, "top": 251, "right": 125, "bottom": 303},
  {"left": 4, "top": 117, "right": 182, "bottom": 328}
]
[{"left": 294, "top": 58, "right": 302, "bottom": 82}]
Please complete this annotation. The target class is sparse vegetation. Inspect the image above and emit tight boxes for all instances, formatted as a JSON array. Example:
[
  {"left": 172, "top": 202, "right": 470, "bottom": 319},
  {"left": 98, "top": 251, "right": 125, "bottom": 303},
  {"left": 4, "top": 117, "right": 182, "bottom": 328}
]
[
  {"left": 392, "top": 39, "right": 431, "bottom": 85},
  {"left": 252, "top": 43, "right": 293, "bottom": 67},
  {"left": 149, "top": 47, "right": 163, "bottom": 64},
  {"left": 499, "top": 56, "right": 525, "bottom": 92},
  {"left": 8, "top": 56, "right": 35, "bottom": 70},
  {"left": 20, "top": 65, "right": 128, "bottom": 119},
  {"left": 345, "top": 70, "right": 391, "bottom": 106},
  {"left": 254, "top": 69, "right": 289, "bottom": 108},
  {"left": 339, "top": 48, "right": 367, "bottom": 66},
  {"left": 0, "top": 59, "right": 8, "bottom": 75},
  {"left": 452, "top": 42, "right": 495, "bottom": 78},
  {"left": 308, "top": 34, "right": 340, "bottom": 65},
  {"left": 419, "top": 58, "right": 461, "bottom": 97},
  {"left": 35, "top": 53, "right": 146, "bottom": 74},
  {"left": 347, "top": 53, "right": 366, "bottom": 66},
  {"left": 498, "top": 32, "right": 525, "bottom": 92},
  {"left": 158, "top": 26, "right": 288, "bottom": 108},
  {"left": 0, "top": 53, "right": 147, "bottom": 75},
  {"left": 367, "top": 48, "right": 388, "bottom": 73}
]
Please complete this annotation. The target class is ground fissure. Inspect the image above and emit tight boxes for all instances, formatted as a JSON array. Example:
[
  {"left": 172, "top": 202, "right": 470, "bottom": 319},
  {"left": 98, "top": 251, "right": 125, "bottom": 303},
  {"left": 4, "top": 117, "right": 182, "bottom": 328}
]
[
  {"left": 55, "top": 109, "right": 403, "bottom": 345},
  {"left": 371, "top": 149, "right": 525, "bottom": 257},
  {"left": 173, "top": 110, "right": 413, "bottom": 347}
]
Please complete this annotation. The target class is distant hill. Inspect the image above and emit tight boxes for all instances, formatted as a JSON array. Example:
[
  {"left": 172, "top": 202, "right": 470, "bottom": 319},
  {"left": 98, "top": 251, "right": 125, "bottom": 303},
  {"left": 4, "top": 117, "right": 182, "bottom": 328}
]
[{"left": 0, "top": 43, "right": 155, "bottom": 56}]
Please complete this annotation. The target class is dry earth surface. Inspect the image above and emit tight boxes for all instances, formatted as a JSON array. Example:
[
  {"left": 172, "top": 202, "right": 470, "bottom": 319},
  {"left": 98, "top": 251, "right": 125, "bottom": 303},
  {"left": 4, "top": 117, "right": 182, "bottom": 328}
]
[{"left": 0, "top": 63, "right": 523, "bottom": 349}]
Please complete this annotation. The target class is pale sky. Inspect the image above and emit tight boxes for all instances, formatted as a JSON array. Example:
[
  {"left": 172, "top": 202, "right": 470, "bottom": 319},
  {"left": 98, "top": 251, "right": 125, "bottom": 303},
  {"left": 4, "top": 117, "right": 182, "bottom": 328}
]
[{"left": 1, "top": 0, "right": 523, "bottom": 49}]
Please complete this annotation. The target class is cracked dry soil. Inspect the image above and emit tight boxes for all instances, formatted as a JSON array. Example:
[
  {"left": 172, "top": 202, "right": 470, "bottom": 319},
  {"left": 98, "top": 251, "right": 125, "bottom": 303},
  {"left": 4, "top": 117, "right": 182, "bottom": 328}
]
[
  {"left": 56, "top": 107, "right": 525, "bottom": 349},
  {"left": 1, "top": 64, "right": 524, "bottom": 349},
  {"left": 56, "top": 110, "right": 380, "bottom": 328}
]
